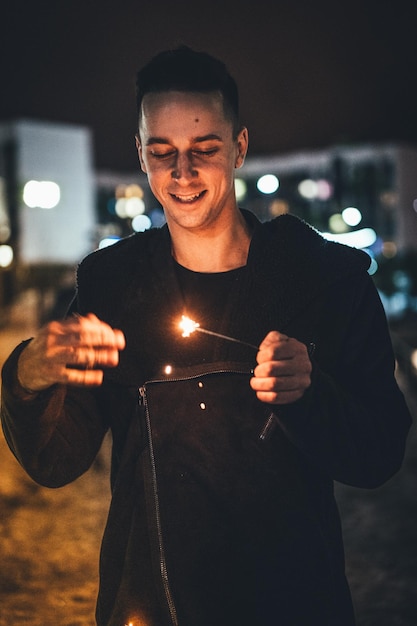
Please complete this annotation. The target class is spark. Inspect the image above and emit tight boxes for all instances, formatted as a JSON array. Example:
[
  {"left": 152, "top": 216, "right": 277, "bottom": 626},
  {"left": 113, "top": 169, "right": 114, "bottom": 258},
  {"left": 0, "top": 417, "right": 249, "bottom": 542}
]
[{"left": 179, "top": 315, "right": 258, "bottom": 350}]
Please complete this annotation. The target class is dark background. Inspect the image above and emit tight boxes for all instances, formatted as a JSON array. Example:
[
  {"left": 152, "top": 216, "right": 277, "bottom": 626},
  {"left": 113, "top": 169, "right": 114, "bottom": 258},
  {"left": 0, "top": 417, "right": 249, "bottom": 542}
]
[{"left": 2, "top": 0, "right": 417, "bottom": 172}]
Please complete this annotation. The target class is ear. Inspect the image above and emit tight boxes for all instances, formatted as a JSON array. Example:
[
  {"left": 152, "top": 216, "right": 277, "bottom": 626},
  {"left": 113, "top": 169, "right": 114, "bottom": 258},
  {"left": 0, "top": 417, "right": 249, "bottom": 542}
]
[
  {"left": 135, "top": 135, "right": 147, "bottom": 174},
  {"left": 235, "top": 127, "right": 249, "bottom": 169}
]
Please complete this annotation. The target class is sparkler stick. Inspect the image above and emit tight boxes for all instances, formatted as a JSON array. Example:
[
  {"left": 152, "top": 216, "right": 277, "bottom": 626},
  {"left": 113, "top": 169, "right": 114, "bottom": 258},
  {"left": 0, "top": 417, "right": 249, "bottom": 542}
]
[{"left": 179, "top": 315, "right": 258, "bottom": 351}]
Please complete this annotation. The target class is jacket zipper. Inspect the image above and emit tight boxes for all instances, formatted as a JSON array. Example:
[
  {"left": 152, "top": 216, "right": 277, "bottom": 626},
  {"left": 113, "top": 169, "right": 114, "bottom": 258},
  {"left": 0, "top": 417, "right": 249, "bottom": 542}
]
[
  {"left": 139, "top": 385, "right": 179, "bottom": 626},
  {"left": 137, "top": 359, "right": 305, "bottom": 620},
  {"left": 137, "top": 366, "right": 253, "bottom": 624},
  {"left": 141, "top": 366, "right": 255, "bottom": 387}
]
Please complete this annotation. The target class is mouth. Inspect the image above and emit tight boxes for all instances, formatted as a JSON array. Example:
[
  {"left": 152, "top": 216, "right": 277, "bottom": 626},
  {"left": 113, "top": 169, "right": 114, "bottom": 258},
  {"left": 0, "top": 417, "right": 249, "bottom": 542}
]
[{"left": 170, "top": 190, "right": 206, "bottom": 204}]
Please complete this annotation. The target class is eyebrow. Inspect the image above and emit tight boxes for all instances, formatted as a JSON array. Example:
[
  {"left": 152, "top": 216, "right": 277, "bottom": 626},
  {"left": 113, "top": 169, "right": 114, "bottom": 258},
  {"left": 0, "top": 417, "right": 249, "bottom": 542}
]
[{"left": 145, "top": 133, "right": 223, "bottom": 146}]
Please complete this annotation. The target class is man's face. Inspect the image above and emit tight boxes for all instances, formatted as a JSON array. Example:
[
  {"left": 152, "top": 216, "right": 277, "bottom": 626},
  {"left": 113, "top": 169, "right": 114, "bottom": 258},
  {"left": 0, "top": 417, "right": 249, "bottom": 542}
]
[{"left": 136, "top": 91, "right": 248, "bottom": 234}]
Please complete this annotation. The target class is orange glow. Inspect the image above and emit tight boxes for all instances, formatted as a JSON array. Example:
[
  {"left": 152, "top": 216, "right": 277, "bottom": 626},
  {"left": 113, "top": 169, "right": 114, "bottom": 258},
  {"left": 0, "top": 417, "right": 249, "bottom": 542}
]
[{"left": 179, "top": 315, "right": 199, "bottom": 337}]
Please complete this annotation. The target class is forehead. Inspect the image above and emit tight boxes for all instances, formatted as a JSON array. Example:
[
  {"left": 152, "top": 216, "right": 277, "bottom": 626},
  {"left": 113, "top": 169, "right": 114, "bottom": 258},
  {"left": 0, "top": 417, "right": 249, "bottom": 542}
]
[{"left": 139, "top": 90, "right": 231, "bottom": 133}]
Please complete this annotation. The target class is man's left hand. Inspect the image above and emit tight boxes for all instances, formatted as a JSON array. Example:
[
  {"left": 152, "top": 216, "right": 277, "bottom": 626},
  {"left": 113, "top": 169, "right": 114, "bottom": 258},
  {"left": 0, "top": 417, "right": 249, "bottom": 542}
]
[{"left": 250, "top": 331, "right": 312, "bottom": 404}]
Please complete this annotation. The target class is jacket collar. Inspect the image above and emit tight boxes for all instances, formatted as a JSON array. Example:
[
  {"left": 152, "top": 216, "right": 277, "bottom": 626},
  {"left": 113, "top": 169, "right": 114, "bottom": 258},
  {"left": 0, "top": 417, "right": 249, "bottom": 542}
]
[{"left": 137, "top": 209, "right": 370, "bottom": 336}]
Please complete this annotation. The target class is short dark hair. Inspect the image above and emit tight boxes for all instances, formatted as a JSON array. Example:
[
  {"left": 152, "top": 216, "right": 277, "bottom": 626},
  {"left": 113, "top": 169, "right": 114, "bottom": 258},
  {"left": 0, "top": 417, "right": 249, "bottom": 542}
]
[{"left": 135, "top": 46, "right": 240, "bottom": 136}]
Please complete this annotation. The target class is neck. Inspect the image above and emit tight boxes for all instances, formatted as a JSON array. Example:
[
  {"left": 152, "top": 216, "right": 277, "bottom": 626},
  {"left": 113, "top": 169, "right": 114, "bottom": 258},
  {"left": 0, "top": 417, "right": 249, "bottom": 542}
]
[{"left": 170, "top": 211, "right": 252, "bottom": 272}]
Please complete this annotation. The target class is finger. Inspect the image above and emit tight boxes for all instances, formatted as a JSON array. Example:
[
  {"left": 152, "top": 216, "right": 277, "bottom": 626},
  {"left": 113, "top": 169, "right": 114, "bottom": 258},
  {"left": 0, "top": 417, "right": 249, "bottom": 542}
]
[
  {"left": 254, "top": 360, "right": 302, "bottom": 378},
  {"left": 51, "top": 315, "right": 125, "bottom": 350},
  {"left": 258, "top": 343, "right": 310, "bottom": 368},
  {"left": 253, "top": 389, "right": 305, "bottom": 405},
  {"left": 36, "top": 361, "right": 106, "bottom": 387},
  {"left": 257, "top": 337, "right": 294, "bottom": 364},
  {"left": 251, "top": 374, "right": 304, "bottom": 393},
  {"left": 77, "top": 314, "right": 126, "bottom": 349},
  {"left": 68, "top": 327, "right": 124, "bottom": 350},
  {"left": 65, "top": 345, "right": 121, "bottom": 369},
  {"left": 250, "top": 374, "right": 309, "bottom": 403},
  {"left": 63, "top": 367, "right": 105, "bottom": 387},
  {"left": 258, "top": 331, "right": 289, "bottom": 349}
]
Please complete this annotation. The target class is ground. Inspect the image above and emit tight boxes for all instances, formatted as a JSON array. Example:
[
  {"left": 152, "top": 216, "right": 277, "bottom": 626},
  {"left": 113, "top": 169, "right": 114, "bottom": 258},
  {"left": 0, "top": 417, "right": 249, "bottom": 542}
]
[{"left": 0, "top": 307, "right": 416, "bottom": 625}]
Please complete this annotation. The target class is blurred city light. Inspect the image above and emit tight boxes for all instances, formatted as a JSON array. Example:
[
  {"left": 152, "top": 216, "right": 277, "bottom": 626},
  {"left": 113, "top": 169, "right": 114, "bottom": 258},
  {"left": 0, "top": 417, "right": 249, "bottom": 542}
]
[
  {"left": 98, "top": 236, "right": 121, "bottom": 249},
  {"left": 149, "top": 208, "right": 166, "bottom": 227},
  {"left": 411, "top": 349, "right": 417, "bottom": 374},
  {"left": 115, "top": 197, "right": 145, "bottom": 219},
  {"left": 126, "top": 197, "right": 145, "bottom": 218},
  {"left": 329, "top": 213, "right": 349, "bottom": 233},
  {"left": 298, "top": 179, "right": 317, "bottom": 199},
  {"left": 114, "top": 184, "right": 145, "bottom": 219},
  {"left": 115, "top": 183, "right": 144, "bottom": 199},
  {"left": 322, "top": 227, "right": 377, "bottom": 249},
  {"left": 0, "top": 244, "right": 13, "bottom": 267},
  {"left": 23, "top": 180, "right": 60, "bottom": 209},
  {"left": 132, "top": 214, "right": 152, "bottom": 232},
  {"left": 298, "top": 178, "right": 332, "bottom": 200},
  {"left": 234, "top": 177, "right": 247, "bottom": 201},
  {"left": 269, "top": 199, "right": 289, "bottom": 216},
  {"left": 367, "top": 255, "right": 378, "bottom": 275},
  {"left": 342, "top": 206, "right": 362, "bottom": 227},
  {"left": 316, "top": 179, "right": 333, "bottom": 200},
  {"left": 256, "top": 174, "right": 279, "bottom": 194},
  {"left": 382, "top": 241, "right": 397, "bottom": 258},
  {"left": 0, "top": 224, "right": 11, "bottom": 242}
]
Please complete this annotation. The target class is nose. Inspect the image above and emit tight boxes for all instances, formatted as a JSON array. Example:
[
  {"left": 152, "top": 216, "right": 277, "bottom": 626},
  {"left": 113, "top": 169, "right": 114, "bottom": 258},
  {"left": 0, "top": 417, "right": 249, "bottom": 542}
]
[{"left": 171, "top": 153, "right": 198, "bottom": 181}]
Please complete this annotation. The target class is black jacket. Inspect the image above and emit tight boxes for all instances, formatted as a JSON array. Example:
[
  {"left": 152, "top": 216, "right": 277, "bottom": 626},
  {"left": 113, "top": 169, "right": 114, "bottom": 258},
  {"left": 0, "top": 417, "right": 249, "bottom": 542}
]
[{"left": 1, "top": 212, "right": 412, "bottom": 626}]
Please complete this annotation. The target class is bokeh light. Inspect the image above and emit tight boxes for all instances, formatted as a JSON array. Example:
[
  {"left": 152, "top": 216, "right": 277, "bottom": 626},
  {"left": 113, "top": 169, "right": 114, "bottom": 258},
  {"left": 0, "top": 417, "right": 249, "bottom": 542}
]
[
  {"left": 149, "top": 208, "right": 166, "bottom": 227},
  {"left": 131, "top": 214, "right": 152, "bottom": 232},
  {"left": 256, "top": 174, "right": 279, "bottom": 194},
  {"left": 23, "top": 180, "right": 60, "bottom": 209},
  {"left": 298, "top": 178, "right": 332, "bottom": 201},
  {"left": 269, "top": 199, "right": 289, "bottom": 216},
  {"left": 234, "top": 178, "right": 247, "bottom": 202},
  {"left": 322, "top": 228, "right": 377, "bottom": 248},
  {"left": 298, "top": 179, "right": 317, "bottom": 199},
  {"left": 342, "top": 207, "right": 362, "bottom": 227},
  {"left": 98, "top": 236, "right": 121, "bottom": 249},
  {"left": 381, "top": 241, "right": 397, "bottom": 258},
  {"left": 329, "top": 213, "right": 348, "bottom": 233},
  {"left": 0, "top": 244, "right": 13, "bottom": 267}
]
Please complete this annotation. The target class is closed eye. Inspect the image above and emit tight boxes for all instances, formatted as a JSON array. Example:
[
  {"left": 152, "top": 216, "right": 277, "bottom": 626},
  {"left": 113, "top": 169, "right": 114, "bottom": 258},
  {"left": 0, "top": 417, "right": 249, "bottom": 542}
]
[
  {"left": 193, "top": 148, "right": 218, "bottom": 156},
  {"left": 151, "top": 148, "right": 218, "bottom": 159},
  {"left": 150, "top": 151, "right": 176, "bottom": 160}
]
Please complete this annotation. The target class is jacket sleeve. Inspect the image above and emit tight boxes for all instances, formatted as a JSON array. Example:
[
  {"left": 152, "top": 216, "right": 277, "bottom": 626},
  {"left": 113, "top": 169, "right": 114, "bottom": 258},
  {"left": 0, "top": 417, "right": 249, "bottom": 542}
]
[
  {"left": 276, "top": 271, "right": 412, "bottom": 488},
  {"left": 0, "top": 341, "right": 108, "bottom": 488}
]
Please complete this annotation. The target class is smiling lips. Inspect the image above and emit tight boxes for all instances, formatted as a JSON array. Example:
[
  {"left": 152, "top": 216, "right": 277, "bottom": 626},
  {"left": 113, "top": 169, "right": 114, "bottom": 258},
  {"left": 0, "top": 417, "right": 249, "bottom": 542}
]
[{"left": 170, "top": 190, "right": 206, "bottom": 203}]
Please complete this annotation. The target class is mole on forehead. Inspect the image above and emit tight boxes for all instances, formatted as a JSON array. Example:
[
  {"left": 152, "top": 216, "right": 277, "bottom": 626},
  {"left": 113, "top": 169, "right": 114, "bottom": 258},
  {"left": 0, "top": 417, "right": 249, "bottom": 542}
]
[{"left": 194, "top": 118, "right": 199, "bottom": 123}]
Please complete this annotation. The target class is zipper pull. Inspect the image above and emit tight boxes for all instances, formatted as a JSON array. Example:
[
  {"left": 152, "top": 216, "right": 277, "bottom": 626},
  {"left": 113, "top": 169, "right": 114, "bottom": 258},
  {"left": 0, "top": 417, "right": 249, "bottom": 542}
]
[
  {"left": 308, "top": 342, "right": 316, "bottom": 357},
  {"left": 259, "top": 412, "right": 278, "bottom": 441},
  {"left": 138, "top": 386, "right": 146, "bottom": 406}
]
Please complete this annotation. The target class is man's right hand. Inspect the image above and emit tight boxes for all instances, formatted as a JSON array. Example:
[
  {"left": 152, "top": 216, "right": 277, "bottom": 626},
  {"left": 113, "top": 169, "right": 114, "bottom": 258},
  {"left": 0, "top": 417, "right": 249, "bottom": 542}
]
[{"left": 17, "top": 313, "right": 126, "bottom": 393}]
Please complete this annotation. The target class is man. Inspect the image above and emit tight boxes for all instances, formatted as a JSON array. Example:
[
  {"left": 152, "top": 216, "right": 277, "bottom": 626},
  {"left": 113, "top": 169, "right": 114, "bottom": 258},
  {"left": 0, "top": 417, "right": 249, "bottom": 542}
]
[{"left": 1, "top": 46, "right": 412, "bottom": 626}]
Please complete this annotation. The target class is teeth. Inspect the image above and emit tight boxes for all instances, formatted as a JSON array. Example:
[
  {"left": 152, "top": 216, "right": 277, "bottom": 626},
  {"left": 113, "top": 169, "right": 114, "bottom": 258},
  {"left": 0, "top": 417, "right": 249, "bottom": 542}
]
[{"left": 172, "top": 192, "right": 202, "bottom": 202}]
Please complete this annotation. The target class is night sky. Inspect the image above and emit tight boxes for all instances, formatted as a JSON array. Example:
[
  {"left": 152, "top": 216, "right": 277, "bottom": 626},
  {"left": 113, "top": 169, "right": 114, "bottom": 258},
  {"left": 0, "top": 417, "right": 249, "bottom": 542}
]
[{"left": 2, "top": 0, "right": 417, "bottom": 173}]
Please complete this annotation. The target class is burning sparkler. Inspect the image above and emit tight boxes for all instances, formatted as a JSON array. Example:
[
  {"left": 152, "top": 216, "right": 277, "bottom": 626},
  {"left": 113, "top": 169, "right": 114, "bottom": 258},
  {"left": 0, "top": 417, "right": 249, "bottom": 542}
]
[{"left": 179, "top": 315, "right": 258, "bottom": 351}]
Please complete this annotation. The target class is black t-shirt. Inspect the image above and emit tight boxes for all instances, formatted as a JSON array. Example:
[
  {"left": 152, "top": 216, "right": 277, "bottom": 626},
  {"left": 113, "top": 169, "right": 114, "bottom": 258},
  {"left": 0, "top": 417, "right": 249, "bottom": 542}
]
[
  {"left": 172, "top": 259, "right": 252, "bottom": 363},
  {"left": 174, "top": 259, "right": 246, "bottom": 327}
]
